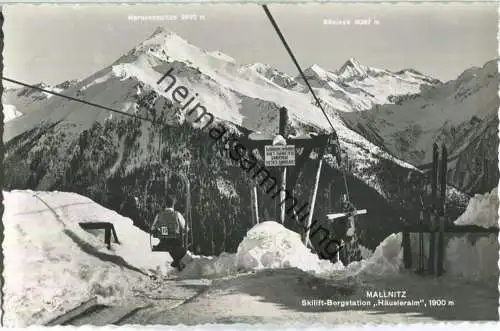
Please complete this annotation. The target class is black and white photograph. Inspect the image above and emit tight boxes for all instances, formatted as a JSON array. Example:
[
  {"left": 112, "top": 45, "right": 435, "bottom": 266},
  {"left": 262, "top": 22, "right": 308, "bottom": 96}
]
[{"left": 1, "top": 2, "right": 499, "bottom": 327}]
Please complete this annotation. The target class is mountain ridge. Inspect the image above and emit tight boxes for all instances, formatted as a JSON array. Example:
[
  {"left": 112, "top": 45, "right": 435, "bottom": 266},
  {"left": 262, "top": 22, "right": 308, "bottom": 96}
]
[
  {"left": 3, "top": 27, "right": 479, "bottom": 256},
  {"left": 340, "top": 58, "right": 499, "bottom": 194}
]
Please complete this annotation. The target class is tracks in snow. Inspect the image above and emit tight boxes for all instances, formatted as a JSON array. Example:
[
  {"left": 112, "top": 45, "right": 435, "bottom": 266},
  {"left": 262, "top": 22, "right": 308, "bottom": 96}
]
[{"left": 46, "top": 278, "right": 214, "bottom": 326}]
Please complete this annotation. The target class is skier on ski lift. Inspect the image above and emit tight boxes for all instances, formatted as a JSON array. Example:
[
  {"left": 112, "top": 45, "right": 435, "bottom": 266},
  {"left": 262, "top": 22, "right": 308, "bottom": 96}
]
[
  {"left": 325, "top": 194, "right": 358, "bottom": 265},
  {"left": 150, "top": 195, "right": 189, "bottom": 271}
]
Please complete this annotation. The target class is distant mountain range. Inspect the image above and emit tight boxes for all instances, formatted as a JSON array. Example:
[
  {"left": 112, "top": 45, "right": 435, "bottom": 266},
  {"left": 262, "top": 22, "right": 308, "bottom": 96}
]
[
  {"left": 340, "top": 59, "right": 499, "bottom": 194},
  {"left": 3, "top": 80, "right": 79, "bottom": 122},
  {"left": 3, "top": 27, "right": 495, "bottom": 255}
]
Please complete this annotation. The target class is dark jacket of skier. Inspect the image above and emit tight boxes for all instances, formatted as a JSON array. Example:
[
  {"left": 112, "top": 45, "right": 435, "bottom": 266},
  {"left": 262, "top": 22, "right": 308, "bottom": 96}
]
[{"left": 150, "top": 196, "right": 189, "bottom": 271}]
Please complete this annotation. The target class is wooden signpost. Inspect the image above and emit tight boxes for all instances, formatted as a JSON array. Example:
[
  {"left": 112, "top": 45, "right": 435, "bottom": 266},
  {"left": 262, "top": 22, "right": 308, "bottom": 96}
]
[{"left": 241, "top": 106, "right": 337, "bottom": 229}]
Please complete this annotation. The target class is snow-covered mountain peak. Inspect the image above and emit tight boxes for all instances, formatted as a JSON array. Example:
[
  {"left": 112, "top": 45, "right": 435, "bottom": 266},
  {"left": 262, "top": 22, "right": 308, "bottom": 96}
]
[
  {"left": 395, "top": 68, "right": 426, "bottom": 77},
  {"left": 483, "top": 58, "right": 498, "bottom": 75},
  {"left": 309, "top": 64, "right": 333, "bottom": 77},
  {"left": 15, "top": 82, "right": 50, "bottom": 97},
  {"left": 206, "top": 50, "right": 236, "bottom": 64},
  {"left": 456, "top": 58, "right": 498, "bottom": 84},
  {"left": 336, "top": 58, "right": 380, "bottom": 81},
  {"left": 244, "top": 62, "right": 304, "bottom": 90},
  {"left": 340, "top": 58, "right": 498, "bottom": 193},
  {"left": 143, "top": 26, "right": 188, "bottom": 45},
  {"left": 123, "top": 27, "right": 237, "bottom": 71},
  {"left": 149, "top": 26, "right": 170, "bottom": 38},
  {"left": 140, "top": 27, "right": 189, "bottom": 50},
  {"left": 32, "top": 82, "right": 50, "bottom": 89},
  {"left": 2, "top": 79, "right": 80, "bottom": 124},
  {"left": 302, "top": 64, "right": 338, "bottom": 84},
  {"left": 310, "top": 63, "right": 326, "bottom": 72},
  {"left": 340, "top": 57, "right": 364, "bottom": 70},
  {"left": 246, "top": 62, "right": 272, "bottom": 73},
  {"left": 304, "top": 60, "right": 386, "bottom": 84}
]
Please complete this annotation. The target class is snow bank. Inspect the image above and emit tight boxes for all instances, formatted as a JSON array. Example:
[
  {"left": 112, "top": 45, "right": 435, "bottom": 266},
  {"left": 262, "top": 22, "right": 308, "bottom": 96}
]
[
  {"left": 177, "top": 221, "right": 345, "bottom": 279},
  {"left": 3, "top": 104, "right": 23, "bottom": 122},
  {"left": 446, "top": 187, "right": 499, "bottom": 280},
  {"left": 186, "top": 221, "right": 404, "bottom": 280},
  {"left": 454, "top": 187, "right": 499, "bottom": 228},
  {"left": 358, "top": 244, "right": 374, "bottom": 260},
  {"left": 2, "top": 190, "right": 173, "bottom": 326},
  {"left": 345, "top": 233, "right": 403, "bottom": 277},
  {"left": 179, "top": 251, "right": 239, "bottom": 279},
  {"left": 444, "top": 234, "right": 499, "bottom": 281},
  {"left": 10, "top": 190, "right": 173, "bottom": 274},
  {"left": 235, "top": 221, "right": 344, "bottom": 275}
]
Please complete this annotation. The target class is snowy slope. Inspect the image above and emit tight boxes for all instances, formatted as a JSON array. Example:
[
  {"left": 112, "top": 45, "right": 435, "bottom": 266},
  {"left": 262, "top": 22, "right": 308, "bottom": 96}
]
[
  {"left": 343, "top": 59, "right": 498, "bottom": 165},
  {"left": 2, "top": 27, "right": 422, "bottom": 185},
  {"left": 404, "top": 187, "right": 499, "bottom": 281},
  {"left": 445, "top": 187, "right": 499, "bottom": 280},
  {"left": 454, "top": 187, "right": 499, "bottom": 229},
  {"left": 4, "top": 28, "right": 440, "bottom": 143},
  {"left": 244, "top": 62, "right": 306, "bottom": 92},
  {"left": 4, "top": 29, "right": 330, "bottom": 140},
  {"left": 294, "top": 58, "right": 441, "bottom": 113},
  {"left": 4, "top": 189, "right": 491, "bottom": 326},
  {"left": 342, "top": 59, "right": 499, "bottom": 193},
  {"left": 3, "top": 104, "right": 23, "bottom": 122},
  {"left": 1, "top": 190, "right": 414, "bottom": 326},
  {"left": 2, "top": 80, "right": 79, "bottom": 123},
  {"left": 2, "top": 190, "right": 175, "bottom": 326},
  {"left": 3, "top": 27, "right": 471, "bottom": 257}
]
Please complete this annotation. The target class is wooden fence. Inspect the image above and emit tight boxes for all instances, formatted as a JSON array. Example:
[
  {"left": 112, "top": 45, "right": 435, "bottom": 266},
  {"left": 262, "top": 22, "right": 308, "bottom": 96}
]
[{"left": 402, "top": 224, "right": 498, "bottom": 276}]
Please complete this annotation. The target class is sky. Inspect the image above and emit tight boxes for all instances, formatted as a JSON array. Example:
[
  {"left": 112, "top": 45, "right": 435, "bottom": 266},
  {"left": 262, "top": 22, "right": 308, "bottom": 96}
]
[{"left": 3, "top": 3, "right": 498, "bottom": 87}]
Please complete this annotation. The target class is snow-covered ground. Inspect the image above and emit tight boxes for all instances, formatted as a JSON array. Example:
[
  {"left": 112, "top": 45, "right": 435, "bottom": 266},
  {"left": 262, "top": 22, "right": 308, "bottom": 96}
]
[
  {"left": 2, "top": 189, "right": 498, "bottom": 326},
  {"left": 445, "top": 187, "right": 500, "bottom": 280},
  {"left": 444, "top": 234, "right": 499, "bottom": 281},
  {"left": 2, "top": 82, "right": 76, "bottom": 125},
  {"left": 2, "top": 190, "right": 175, "bottom": 326},
  {"left": 454, "top": 187, "right": 499, "bottom": 229},
  {"left": 1, "top": 190, "right": 399, "bottom": 326},
  {"left": 342, "top": 59, "right": 498, "bottom": 167},
  {"left": 235, "top": 221, "right": 344, "bottom": 274},
  {"left": 3, "top": 104, "right": 23, "bottom": 122},
  {"left": 174, "top": 220, "right": 402, "bottom": 281},
  {"left": 409, "top": 187, "right": 499, "bottom": 281}
]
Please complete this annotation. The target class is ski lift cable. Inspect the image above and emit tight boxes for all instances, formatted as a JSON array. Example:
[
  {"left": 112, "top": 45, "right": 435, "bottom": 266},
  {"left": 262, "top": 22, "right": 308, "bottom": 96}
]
[
  {"left": 262, "top": 5, "right": 353, "bottom": 204},
  {"left": 261, "top": 5, "right": 336, "bottom": 133},
  {"left": 2, "top": 77, "right": 154, "bottom": 123}
]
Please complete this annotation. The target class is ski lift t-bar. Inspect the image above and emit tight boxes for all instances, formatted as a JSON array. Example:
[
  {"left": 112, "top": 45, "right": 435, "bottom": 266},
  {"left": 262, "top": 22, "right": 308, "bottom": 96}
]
[{"left": 261, "top": 5, "right": 336, "bottom": 133}]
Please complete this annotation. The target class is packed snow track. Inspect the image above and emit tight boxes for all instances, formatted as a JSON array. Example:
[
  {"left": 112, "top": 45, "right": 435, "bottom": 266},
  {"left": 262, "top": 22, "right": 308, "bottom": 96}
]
[
  {"left": 60, "top": 269, "right": 498, "bottom": 325},
  {"left": 3, "top": 190, "right": 498, "bottom": 326}
]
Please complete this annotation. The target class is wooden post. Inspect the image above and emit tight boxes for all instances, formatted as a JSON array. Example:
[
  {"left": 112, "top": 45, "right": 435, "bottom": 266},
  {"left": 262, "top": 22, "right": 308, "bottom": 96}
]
[
  {"left": 437, "top": 145, "right": 447, "bottom": 277},
  {"left": 417, "top": 210, "right": 425, "bottom": 273},
  {"left": 279, "top": 107, "right": 288, "bottom": 224},
  {"left": 184, "top": 172, "right": 192, "bottom": 250},
  {"left": 334, "top": 242, "right": 341, "bottom": 264},
  {"left": 304, "top": 157, "right": 323, "bottom": 248},
  {"left": 280, "top": 168, "right": 286, "bottom": 223},
  {"left": 251, "top": 184, "right": 259, "bottom": 225},
  {"left": 402, "top": 231, "right": 412, "bottom": 269},
  {"left": 402, "top": 215, "right": 412, "bottom": 269},
  {"left": 429, "top": 143, "right": 439, "bottom": 275}
]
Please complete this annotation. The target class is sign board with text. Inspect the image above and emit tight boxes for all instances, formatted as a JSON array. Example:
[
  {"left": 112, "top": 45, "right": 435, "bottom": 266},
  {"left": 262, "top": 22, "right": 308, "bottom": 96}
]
[{"left": 265, "top": 145, "right": 295, "bottom": 167}]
